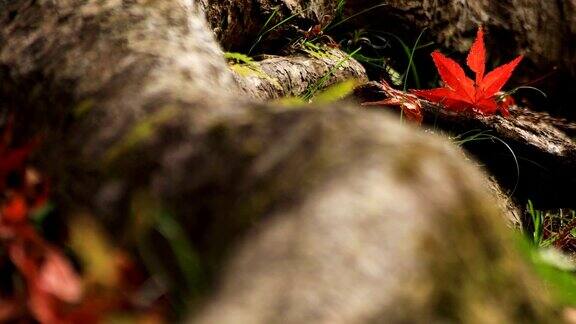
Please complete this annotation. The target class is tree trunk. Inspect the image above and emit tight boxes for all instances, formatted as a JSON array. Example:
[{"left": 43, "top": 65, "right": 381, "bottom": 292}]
[{"left": 0, "top": 0, "right": 563, "bottom": 322}]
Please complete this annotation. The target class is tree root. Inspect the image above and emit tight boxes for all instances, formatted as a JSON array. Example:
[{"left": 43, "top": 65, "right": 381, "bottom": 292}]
[
  {"left": 356, "top": 81, "right": 576, "bottom": 207},
  {"left": 232, "top": 48, "right": 367, "bottom": 101}
]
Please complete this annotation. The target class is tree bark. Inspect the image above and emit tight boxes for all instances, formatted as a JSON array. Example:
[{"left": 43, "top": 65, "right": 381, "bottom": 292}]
[
  {"left": 0, "top": 0, "right": 561, "bottom": 322},
  {"left": 205, "top": 0, "right": 576, "bottom": 79},
  {"left": 344, "top": 0, "right": 576, "bottom": 74},
  {"left": 232, "top": 48, "right": 367, "bottom": 101},
  {"left": 356, "top": 81, "right": 576, "bottom": 208},
  {"left": 201, "top": 0, "right": 339, "bottom": 51}
]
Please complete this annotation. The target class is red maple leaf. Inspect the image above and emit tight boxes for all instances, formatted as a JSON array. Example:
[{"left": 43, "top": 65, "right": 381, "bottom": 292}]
[
  {"left": 362, "top": 80, "right": 424, "bottom": 124},
  {"left": 411, "top": 27, "right": 523, "bottom": 116}
]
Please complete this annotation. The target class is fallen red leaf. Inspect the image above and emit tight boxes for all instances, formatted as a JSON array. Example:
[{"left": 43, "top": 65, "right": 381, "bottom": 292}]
[
  {"left": 8, "top": 235, "right": 84, "bottom": 324},
  {"left": 0, "top": 121, "right": 40, "bottom": 192},
  {"left": 1, "top": 116, "right": 165, "bottom": 322},
  {"left": 28, "top": 286, "right": 61, "bottom": 324},
  {"left": 2, "top": 194, "right": 29, "bottom": 223},
  {"left": 0, "top": 298, "right": 21, "bottom": 322},
  {"left": 362, "top": 80, "right": 424, "bottom": 124},
  {"left": 411, "top": 27, "right": 523, "bottom": 116},
  {"left": 38, "top": 250, "right": 83, "bottom": 304},
  {"left": 0, "top": 142, "right": 39, "bottom": 191}
]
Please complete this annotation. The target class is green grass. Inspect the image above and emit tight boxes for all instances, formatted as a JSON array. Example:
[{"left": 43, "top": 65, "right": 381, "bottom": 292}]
[
  {"left": 377, "top": 30, "right": 432, "bottom": 90},
  {"left": 527, "top": 200, "right": 545, "bottom": 246},
  {"left": 517, "top": 204, "right": 576, "bottom": 307},
  {"left": 325, "top": 3, "right": 388, "bottom": 32},
  {"left": 401, "top": 28, "right": 427, "bottom": 91},
  {"left": 131, "top": 192, "right": 205, "bottom": 314},
  {"left": 308, "top": 78, "right": 359, "bottom": 104},
  {"left": 334, "top": 0, "right": 346, "bottom": 22},
  {"left": 224, "top": 52, "right": 265, "bottom": 77},
  {"left": 524, "top": 204, "right": 576, "bottom": 251},
  {"left": 300, "top": 41, "right": 336, "bottom": 60},
  {"left": 273, "top": 79, "right": 359, "bottom": 107},
  {"left": 249, "top": 8, "right": 300, "bottom": 55},
  {"left": 223, "top": 52, "right": 255, "bottom": 65},
  {"left": 499, "top": 86, "right": 548, "bottom": 103},
  {"left": 301, "top": 47, "right": 361, "bottom": 101},
  {"left": 454, "top": 130, "right": 520, "bottom": 197},
  {"left": 517, "top": 234, "right": 576, "bottom": 306},
  {"left": 339, "top": 28, "right": 433, "bottom": 94},
  {"left": 303, "top": 0, "right": 429, "bottom": 92}
]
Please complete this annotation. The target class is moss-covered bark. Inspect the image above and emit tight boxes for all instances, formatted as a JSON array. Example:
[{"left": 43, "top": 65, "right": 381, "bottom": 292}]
[{"left": 232, "top": 48, "right": 367, "bottom": 101}]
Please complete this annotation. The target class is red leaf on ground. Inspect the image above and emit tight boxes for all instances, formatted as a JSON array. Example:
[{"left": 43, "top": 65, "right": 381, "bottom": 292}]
[
  {"left": 37, "top": 250, "right": 83, "bottom": 303},
  {"left": 29, "top": 286, "right": 61, "bottom": 324},
  {"left": 411, "top": 26, "right": 523, "bottom": 116},
  {"left": 0, "top": 299, "right": 21, "bottom": 322},
  {"left": 362, "top": 80, "right": 424, "bottom": 124},
  {"left": 479, "top": 55, "right": 523, "bottom": 98},
  {"left": 0, "top": 141, "right": 38, "bottom": 182},
  {"left": 410, "top": 88, "right": 471, "bottom": 112},
  {"left": 431, "top": 51, "right": 475, "bottom": 100},
  {"left": 467, "top": 27, "right": 486, "bottom": 84},
  {"left": 2, "top": 194, "right": 29, "bottom": 223}
]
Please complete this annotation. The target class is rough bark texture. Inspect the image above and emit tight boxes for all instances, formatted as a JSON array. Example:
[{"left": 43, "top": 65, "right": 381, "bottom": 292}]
[
  {"left": 0, "top": 0, "right": 563, "bottom": 322},
  {"left": 201, "top": 0, "right": 339, "bottom": 51},
  {"left": 205, "top": 0, "right": 576, "bottom": 78},
  {"left": 232, "top": 48, "right": 367, "bottom": 101},
  {"left": 346, "top": 0, "right": 576, "bottom": 74}
]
